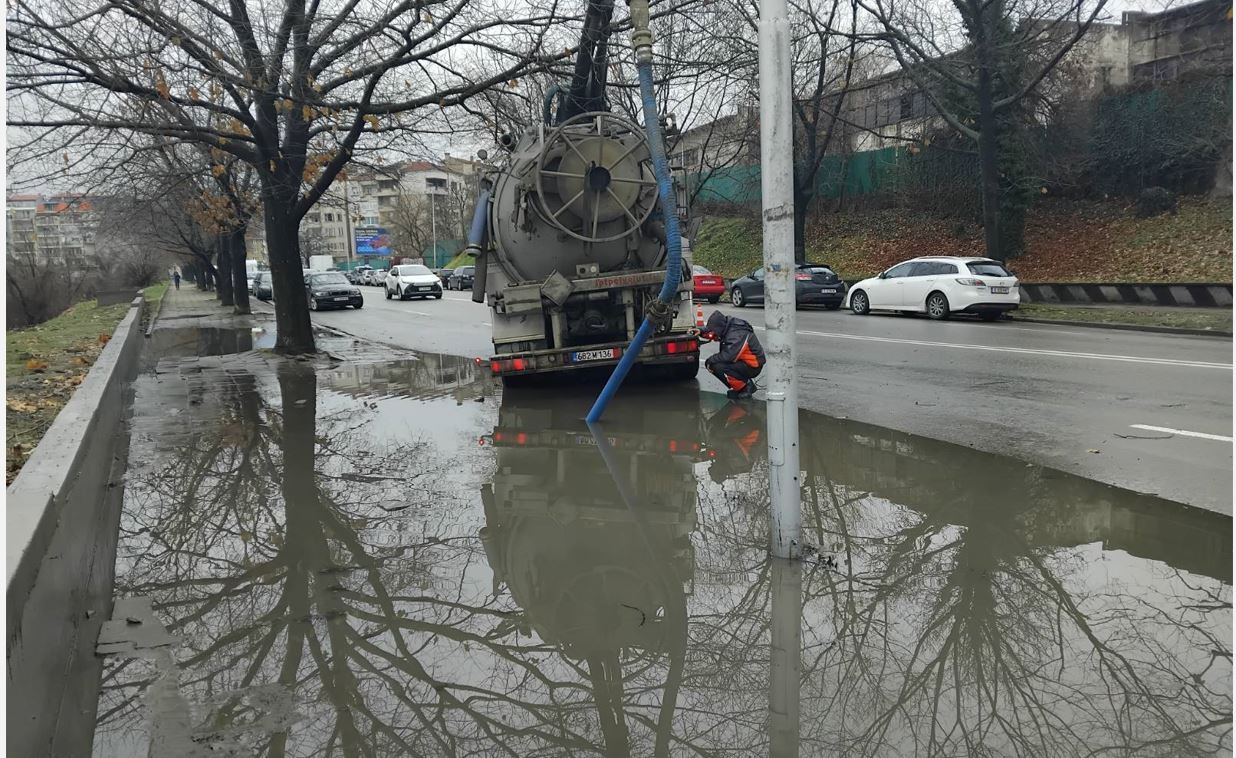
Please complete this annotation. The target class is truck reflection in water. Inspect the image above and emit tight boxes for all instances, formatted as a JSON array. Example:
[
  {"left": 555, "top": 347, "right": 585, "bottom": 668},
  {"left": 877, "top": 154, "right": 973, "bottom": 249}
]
[{"left": 479, "top": 388, "right": 700, "bottom": 757}]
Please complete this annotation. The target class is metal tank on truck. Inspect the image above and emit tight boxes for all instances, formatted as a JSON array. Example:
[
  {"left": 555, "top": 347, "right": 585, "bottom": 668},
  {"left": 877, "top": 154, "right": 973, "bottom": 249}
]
[{"left": 461, "top": 0, "right": 699, "bottom": 384}]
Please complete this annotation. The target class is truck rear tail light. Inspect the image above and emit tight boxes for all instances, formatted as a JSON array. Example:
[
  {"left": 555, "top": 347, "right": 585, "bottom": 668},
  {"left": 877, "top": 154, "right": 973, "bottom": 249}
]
[
  {"left": 489, "top": 357, "right": 530, "bottom": 373},
  {"left": 665, "top": 339, "right": 699, "bottom": 354}
]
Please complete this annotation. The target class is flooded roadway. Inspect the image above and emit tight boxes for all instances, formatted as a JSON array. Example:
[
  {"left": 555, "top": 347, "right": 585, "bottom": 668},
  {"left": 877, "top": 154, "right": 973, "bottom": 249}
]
[{"left": 90, "top": 329, "right": 1232, "bottom": 756}]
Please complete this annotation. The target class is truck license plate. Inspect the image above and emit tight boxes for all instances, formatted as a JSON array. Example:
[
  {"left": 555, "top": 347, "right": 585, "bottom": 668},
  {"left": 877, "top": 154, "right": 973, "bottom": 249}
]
[{"left": 572, "top": 349, "right": 616, "bottom": 362}]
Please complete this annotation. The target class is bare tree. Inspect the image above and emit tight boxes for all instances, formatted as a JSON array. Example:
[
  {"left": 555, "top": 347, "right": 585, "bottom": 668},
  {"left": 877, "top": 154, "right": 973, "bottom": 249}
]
[
  {"left": 8, "top": 0, "right": 571, "bottom": 352},
  {"left": 387, "top": 193, "right": 433, "bottom": 261},
  {"left": 857, "top": 0, "right": 1111, "bottom": 259}
]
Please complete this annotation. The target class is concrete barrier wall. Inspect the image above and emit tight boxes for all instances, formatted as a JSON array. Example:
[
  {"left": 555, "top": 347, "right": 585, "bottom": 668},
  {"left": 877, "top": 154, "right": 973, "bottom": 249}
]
[
  {"left": 1020, "top": 282, "right": 1233, "bottom": 307},
  {"left": 6, "top": 296, "right": 145, "bottom": 756}
]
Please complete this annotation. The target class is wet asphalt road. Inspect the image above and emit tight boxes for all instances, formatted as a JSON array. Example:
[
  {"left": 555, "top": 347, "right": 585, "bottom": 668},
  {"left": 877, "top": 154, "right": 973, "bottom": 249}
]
[{"left": 296, "top": 287, "right": 1233, "bottom": 513}]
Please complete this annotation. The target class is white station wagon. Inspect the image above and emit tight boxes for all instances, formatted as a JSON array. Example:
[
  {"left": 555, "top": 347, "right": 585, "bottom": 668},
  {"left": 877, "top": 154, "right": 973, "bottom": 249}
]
[{"left": 845, "top": 256, "right": 1019, "bottom": 321}]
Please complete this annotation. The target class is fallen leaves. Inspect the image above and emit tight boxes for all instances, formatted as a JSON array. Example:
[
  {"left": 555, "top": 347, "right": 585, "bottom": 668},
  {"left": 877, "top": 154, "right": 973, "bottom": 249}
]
[
  {"left": 24, "top": 358, "right": 48, "bottom": 372},
  {"left": 695, "top": 196, "right": 1231, "bottom": 284}
]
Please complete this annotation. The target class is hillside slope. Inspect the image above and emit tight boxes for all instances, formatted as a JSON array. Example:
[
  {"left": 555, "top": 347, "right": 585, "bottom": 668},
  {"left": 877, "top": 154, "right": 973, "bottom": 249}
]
[{"left": 693, "top": 197, "right": 1232, "bottom": 283}]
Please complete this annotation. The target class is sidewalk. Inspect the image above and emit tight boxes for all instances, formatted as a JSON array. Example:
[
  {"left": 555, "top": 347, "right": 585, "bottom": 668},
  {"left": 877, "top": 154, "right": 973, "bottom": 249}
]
[{"left": 152, "top": 285, "right": 267, "bottom": 327}]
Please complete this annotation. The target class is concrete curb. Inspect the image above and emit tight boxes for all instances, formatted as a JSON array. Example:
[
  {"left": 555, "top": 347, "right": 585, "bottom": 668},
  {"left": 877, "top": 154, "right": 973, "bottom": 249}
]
[
  {"left": 1008, "top": 315, "right": 1233, "bottom": 338},
  {"left": 143, "top": 284, "right": 169, "bottom": 337},
  {"left": 6, "top": 295, "right": 146, "bottom": 753}
]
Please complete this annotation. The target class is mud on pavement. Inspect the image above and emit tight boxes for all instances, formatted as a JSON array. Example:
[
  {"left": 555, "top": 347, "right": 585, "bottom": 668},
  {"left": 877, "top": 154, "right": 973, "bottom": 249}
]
[{"left": 87, "top": 324, "right": 1231, "bottom": 757}]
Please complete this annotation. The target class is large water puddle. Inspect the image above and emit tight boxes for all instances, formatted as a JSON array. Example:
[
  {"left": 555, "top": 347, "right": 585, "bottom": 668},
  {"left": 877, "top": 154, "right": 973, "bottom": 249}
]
[{"left": 93, "top": 345, "right": 1232, "bottom": 756}]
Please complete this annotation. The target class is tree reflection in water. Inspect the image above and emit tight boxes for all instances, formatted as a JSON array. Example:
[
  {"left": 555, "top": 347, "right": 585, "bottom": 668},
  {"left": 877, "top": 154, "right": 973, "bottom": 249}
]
[{"left": 93, "top": 357, "right": 1230, "bottom": 757}]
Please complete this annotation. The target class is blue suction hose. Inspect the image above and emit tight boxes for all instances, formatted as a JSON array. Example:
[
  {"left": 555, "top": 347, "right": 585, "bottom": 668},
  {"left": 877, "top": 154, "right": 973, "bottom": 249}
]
[{"left": 586, "top": 3, "right": 681, "bottom": 423}]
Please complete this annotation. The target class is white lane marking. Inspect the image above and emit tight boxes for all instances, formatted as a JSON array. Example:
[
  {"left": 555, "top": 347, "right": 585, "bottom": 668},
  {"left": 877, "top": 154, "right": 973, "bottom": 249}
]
[
  {"left": 778, "top": 328, "right": 1232, "bottom": 370},
  {"left": 1129, "top": 424, "right": 1233, "bottom": 442},
  {"left": 408, "top": 310, "right": 432, "bottom": 316}
]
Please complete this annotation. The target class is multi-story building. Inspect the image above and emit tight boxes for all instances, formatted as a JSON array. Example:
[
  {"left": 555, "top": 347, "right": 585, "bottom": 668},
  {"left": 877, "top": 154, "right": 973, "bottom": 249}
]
[
  {"left": 6, "top": 195, "right": 39, "bottom": 257},
  {"left": 6, "top": 193, "right": 98, "bottom": 267},
  {"left": 301, "top": 181, "right": 353, "bottom": 260},
  {"left": 300, "top": 159, "right": 472, "bottom": 264},
  {"left": 1124, "top": 0, "right": 1232, "bottom": 83}
]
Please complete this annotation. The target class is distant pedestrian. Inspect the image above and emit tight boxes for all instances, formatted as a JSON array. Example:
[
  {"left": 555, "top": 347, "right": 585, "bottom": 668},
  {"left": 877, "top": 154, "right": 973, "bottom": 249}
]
[
  {"left": 172, "top": 271, "right": 181, "bottom": 290},
  {"left": 699, "top": 311, "right": 765, "bottom": 398}
]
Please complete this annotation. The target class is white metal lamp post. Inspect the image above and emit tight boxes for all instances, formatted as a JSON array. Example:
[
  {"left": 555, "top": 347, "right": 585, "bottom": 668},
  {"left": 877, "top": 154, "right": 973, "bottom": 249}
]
[{"left": 759, "top": 0, "right": 802, "bottom": 560}]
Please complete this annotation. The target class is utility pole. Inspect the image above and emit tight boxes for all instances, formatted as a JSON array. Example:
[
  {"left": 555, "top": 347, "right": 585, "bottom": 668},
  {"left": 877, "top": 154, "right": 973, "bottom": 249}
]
[
  {"left": 430, "top": 189, "right": 437, "bottom": 267},
  {"left": 343, "top": 179, "right": 355, "bottom": 269},
  {"left": 759, "top": 0, "right": 802, "bottom": 559}
]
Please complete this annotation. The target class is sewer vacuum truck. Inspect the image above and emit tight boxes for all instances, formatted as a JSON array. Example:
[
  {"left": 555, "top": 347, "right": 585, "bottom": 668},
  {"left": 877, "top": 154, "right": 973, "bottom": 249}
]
[{"left": 462, "top": 0, "right": 699, "bottom": 384}]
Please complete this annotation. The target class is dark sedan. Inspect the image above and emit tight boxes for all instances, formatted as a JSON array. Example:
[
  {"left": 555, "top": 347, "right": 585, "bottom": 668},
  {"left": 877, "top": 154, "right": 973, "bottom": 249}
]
[
  {"left": 436, "top": 268, "right": 454, "bottom": 286},
  {"left": 305, "top": 271, "right": 363, "bottom": 310},
  {"left": 253, "top": 271, "right": 274, "bottom": 301},
  {"left": 447, "top": 266, "right": 475, "bottom": 291},
  {"left": 729, "top": 263, "right": 846, "bottom": 309}
]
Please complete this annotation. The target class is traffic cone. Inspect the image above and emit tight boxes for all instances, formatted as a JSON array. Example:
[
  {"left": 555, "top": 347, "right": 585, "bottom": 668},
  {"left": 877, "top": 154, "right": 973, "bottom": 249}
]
[{"left": 695, "top": 304, "right": 705, "bottom": 328}]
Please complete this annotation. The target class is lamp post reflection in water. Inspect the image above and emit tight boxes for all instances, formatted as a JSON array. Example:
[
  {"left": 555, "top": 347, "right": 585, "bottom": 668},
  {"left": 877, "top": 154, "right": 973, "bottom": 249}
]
[{"left": 768, "top": 557, "right": 802, "bottom": 758}]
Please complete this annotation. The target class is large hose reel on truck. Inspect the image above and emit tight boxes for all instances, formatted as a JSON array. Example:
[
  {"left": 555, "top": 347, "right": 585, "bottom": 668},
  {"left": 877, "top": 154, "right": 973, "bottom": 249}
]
[
  {"left": 536, "top": 112, "right": 659, "bottom": 244},
  {"left": 466, "top": 0, "right": 696, "bottom": 398}
]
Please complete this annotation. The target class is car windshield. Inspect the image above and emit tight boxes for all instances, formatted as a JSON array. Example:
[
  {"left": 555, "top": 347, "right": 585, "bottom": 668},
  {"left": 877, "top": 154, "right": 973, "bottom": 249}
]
[
  {"left": 967, "top": 261, "right": 1012, "bottom": 277},
  {"left": 693, "top": 265, "right": 713, "bottom": 275},
  {"left": 311, "top": 273, "right": 348, "bottom": 285},
  {"left": 403, "top": 265, "right": 431, "bottom": 275}
]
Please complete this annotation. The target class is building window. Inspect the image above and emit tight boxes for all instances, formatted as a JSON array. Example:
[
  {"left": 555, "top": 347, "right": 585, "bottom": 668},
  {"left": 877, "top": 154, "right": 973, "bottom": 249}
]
[
  {"left": 899, "top": 94, "right": 912, "bottom": 121},
  {"left": 426, "top": 177, "right": 447, "bottom": 192}
]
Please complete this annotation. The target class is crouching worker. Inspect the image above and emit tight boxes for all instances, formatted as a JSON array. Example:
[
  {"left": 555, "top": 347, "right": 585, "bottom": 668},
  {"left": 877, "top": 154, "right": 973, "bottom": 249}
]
[{"left": 699, "top": 311, "right": 765, "bottom": 398}]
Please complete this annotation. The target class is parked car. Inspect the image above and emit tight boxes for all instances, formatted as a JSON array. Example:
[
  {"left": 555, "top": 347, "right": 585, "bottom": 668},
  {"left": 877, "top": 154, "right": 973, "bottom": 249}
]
[
  {"left": 371, "top": 269, "right": 388, "bottom": 287},
  {"left": 253, "top": 271, "right": 274, "bottom": 301},
  {"left": 386, "top": 264, "right": 444, "bottom": 300},
  {"left": 729, "top": 263, "right": 846, "bottom": 309},
  {"left": 447, "top": 265, "right": 476, "bottom": 291},
  {"left": 305, "top": 271, "right": 363, "bottom": 310},
  {"left": 692, "top": 265, "right": 725, "bottom": 303},
  {"left": 844, "top": 256, "right": 1019, "bottom": 320},
  {"left": 436, "top": 268, "right": 454, "bottom": 286}
]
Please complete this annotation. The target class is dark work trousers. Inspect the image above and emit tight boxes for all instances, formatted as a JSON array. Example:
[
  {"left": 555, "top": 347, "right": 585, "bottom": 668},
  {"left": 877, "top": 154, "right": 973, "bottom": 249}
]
[{"left": 706, "top": 358, "right": 759, "bottom": 392}]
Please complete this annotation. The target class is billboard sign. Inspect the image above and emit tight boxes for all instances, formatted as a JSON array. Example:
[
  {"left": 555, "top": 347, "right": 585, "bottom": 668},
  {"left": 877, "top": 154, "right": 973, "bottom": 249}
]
[{"left": 355, "top": 227, "right": 392, "bottom": 257}]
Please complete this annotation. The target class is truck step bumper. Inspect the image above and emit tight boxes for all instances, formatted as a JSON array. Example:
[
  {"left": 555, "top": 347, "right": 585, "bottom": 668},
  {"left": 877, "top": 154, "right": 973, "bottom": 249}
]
[{"left": 489, "top": 336, "right": 699, "bottom": 377}]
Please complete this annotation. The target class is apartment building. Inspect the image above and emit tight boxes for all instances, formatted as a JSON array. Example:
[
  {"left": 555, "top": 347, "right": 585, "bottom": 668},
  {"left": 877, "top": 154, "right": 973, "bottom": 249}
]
[{"left": 6, "top": 193, "right": 98, "bottom": 266}]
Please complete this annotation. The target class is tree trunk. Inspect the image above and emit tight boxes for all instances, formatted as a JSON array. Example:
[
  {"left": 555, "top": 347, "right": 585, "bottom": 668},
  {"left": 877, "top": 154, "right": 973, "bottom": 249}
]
[
  {"left": 230, "top": 225, "right": 251, "bottom": 315},
  {"left": 975, "top": 4, "right": 1003, "bottom": 261},
  {"left": 792, "top": 189, "right": 809, "bottom": 264},
  {"left": 263, "top": 197, "right": 315, "bottom": 354},
  {"left": 216, "top": 235, "right": 236, "bottom": 306}
]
